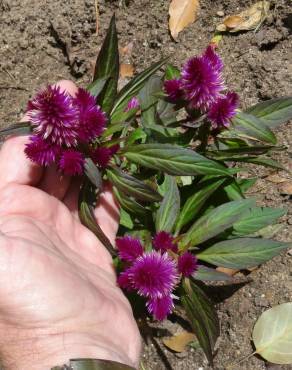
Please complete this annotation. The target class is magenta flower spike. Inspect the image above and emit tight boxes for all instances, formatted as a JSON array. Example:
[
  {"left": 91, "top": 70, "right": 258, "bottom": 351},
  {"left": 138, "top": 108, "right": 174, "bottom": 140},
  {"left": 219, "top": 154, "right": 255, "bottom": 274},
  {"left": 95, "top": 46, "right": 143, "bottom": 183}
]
[
  {"left": 129, "top": 251, "right": 178, "bottom": 298},
  {"left": 177, "top": 252, "right": 198, "bottom": 277},
  {"left": 181, "top": 48, "right": 225, "bottom": 111},
  {"left": 124, "top": 97, "right": 140, "bottom": 112},
  {"left": 208, "top": 91, "right": 239, "bottom": 128},
  {"left": 116, "top": 236, "right": 144, "bottom": 262},
  {"left": 27, "top": 85, "right": 78, "bottom": 146},
  {"left": 117, "top": 270, "right": 134, "bottom": 292},
  {"left": 59, "top": 149, "right": 85, "bottom": 176},
  {"left": 147, "top": 295, "right": 175, "bottom": 321},
  {"left": 25, "top": 136, "right": 60, "bottom": 166},
  {"left": 203, "top": 45, "right": 224, "bottom": 72},
  {"left": 74, "top": 88, "right": 106, "bottom": 142},
  {"left": 164, "top": 79, "right": 183, "bottom": 102},
  {"left": 90, "top": 145, "right": 119, "bottom": 168},
  {"left": 153, "top": 231, "right": 178, "bottom": 253}
]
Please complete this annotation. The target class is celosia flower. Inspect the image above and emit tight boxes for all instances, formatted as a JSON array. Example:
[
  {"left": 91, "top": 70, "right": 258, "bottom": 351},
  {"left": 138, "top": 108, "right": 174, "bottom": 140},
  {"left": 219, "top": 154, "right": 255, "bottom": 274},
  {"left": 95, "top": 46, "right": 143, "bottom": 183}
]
[
  {"left": 59, "top": 149, "right": 85, "bottom": 175},
  {"left": 74, "top": 88, "right": 106, "bottom": 142},
  {"left": 153, "top": 231, "right": 178, "bottom": 253},
  {"left": 116, "top": 236, "right": 144, "bottom": 262},
  {"left": 129, "top": 251, "right": 178, "bottom": 298},
  {"left": 117, "top": 270, "right": 134, "bottom": 292},
  {"left": 27, "top": 85, "right": 78, "bottom": 146},
  {"left": 207, "top": 91, "right": 239, "bottom": 128},
  {"left": 90, "top": 145, "right": 119, "bottom": 168},
  {"left": 25, "top": 136, "right": 60, "bottom": 166},
  {"left": 181, "top": 48, "right": 225, "bottom": 110},
  {"left": 177, "top": 252, "right": 198, "bottom": 277},
  {"left": 164, "top": 79, "right": 183, "bottom": 102},
  {"left": 147, "top": 295, "right": 174, "bottom": 321},
  {"left": 125, "top": 97, "right": 140, "bottom": 112},
  {"left": 204, "top": 45, "right": 224, "bottom": 72}
]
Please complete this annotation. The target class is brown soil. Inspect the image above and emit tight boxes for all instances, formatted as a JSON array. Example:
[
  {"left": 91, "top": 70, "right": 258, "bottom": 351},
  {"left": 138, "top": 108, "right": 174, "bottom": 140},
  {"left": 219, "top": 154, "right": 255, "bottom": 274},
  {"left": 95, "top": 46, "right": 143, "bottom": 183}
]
[{"left": 0, "top": 0, "right": 291, "bottom": 369}]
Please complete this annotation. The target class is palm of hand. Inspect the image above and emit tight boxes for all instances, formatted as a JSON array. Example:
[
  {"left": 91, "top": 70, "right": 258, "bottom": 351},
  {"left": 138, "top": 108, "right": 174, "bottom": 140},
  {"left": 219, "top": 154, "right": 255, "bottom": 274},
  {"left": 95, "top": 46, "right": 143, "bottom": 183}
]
[{"left": 0, "top": 136, "right": 140, "bottom": 368}]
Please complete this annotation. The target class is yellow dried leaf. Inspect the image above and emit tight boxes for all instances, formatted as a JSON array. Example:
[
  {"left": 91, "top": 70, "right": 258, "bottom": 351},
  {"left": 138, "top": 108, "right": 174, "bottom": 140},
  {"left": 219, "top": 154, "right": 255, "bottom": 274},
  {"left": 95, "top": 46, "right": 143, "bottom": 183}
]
[
  {"left": 216, "top": 266, "right": 239, "bottom": 276},
  {"left": 217, "top": 1, "right": 270, "bottom": 33},
  {"left": 279, "top": 181, "right": 292, "bottom": 195},
  {"left": 169, "top": 0, "right": 199, "bottom": 40},
  {"left": 163, "top": 331, "right": 196, "bottom": 352},
  {"left": 95, "top": 0, "right": 99, "bottom": 34},
  {"left": 266, "top": 174, "right": 288, "bottom": 184},
  {"left": 120, "top": 63, "right": 134, "bottom": 78},
  {"left": 223, "top": 15, "right": 243, "bottom": 29}
]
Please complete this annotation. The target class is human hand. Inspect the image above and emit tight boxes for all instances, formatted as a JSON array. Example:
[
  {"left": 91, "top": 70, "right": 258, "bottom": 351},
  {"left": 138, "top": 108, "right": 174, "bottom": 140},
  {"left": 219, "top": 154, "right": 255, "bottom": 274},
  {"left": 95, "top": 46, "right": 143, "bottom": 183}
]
[{"left": 0, "top": 81, "right": 141, "bottom": 370}]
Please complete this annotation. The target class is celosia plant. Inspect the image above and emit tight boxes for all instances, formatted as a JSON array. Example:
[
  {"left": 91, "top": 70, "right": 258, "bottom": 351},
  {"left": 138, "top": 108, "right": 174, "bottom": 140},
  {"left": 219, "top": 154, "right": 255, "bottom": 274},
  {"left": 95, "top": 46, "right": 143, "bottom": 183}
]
[{"left": 2, "top": 15, "right": 292, "bottom": 365}]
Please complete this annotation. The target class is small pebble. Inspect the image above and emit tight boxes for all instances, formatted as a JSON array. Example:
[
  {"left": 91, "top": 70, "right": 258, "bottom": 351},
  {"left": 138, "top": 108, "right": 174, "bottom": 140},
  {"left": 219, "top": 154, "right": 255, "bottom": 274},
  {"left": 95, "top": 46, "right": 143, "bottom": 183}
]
[{"left": 216, "top": 10, "right": 225, "bottom": 17}]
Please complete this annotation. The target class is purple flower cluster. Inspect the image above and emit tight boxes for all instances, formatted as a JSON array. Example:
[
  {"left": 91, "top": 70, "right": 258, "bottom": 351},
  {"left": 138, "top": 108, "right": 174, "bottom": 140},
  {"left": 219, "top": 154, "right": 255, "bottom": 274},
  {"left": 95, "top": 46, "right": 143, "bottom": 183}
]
[
  {"left": 25, "top": 85, "right": 113, "bottom": 175},
  {"left": 164, "top": 46, "right": 239, "bottom": 128},
  {"left": 116, "top": 231, "right": 198, "bottom": 321}
]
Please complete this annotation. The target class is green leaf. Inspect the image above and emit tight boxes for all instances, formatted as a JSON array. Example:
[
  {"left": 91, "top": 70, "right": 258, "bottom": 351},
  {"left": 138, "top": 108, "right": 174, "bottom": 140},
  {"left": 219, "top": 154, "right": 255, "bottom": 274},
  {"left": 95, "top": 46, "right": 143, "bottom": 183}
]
[
  {"left": 0, "top": 121, "right": 31, "bottom": 138},
  {"left": 197, "top": 238, "right": 290, "bottom": 269},
  {"left": 126, "top": 128, "right": 147, "bottom": 145},
  {"left": 78, "top": 181, "right": 116, "bottom": 257},
  {"left": 231, "top": 112, "right": 277, "bottom": 144},
  {"left": 194, "top": 265, "right": 233, "bottom": 282},
  {"left": 206, "top": 145, "right": 275, "bottom": 160},
  {"left": 238, "top": 156, "right": 287, "bottom": 171},
  {"left": 120, "top": 208, "right": 133, "bottom": 229},
  {"left": 233, "top": 207, "right": 286, "bottom": 236},
  {"left": 181, "top": 279, "right": 219, "bottom": 366},
  {"left": 247, "top": 97, "right": 292, "bottom": 128},
  {"left": 113, "top": 187, "right": 148, "bottom": 216},
  {"left": 237, "top": 178, "right": 257, "bottom": 192},
  {"left": 84, "top": 158, "right": 102, "bottom": 189},
  {"left": 111, "top": 57, "right": 168, "bottom": 118},
  {"left": 139, "top": 75, "right": 161, "bottom": 127},
  {"left": 156, "top": 175, "right": 180, "bottom": 233},
  {"left": 69, "top": 358, "right": 136, "bottom": 370},
  {"left": 87, "top": 76, "right": 109, "bottom": 99},
  {"left": 107, "top": 168, "right": 162, "bottom": 202},
  {"left": 181, "top": 199, "right": 255, "bottom": 248},
  {"left": 223, "top": 178, "right": 256, "bottom": 201},
  {"left": 164, "top": 64, "right": 180, "bottom": 80},
  {"left": 93, "top": 15, "right": 119, "bottom": 114},
  {"left": 123, "top": 144, "right": 233, "bottom": 177},
  {"left": 175, "top": 177, "right": 226, "bottom": 234},
  {"left": 156, "top": 97, "right": 176, "bottom": 127},
  {"left": 253, "top": 302, "right": 292, "bottom": 364}
]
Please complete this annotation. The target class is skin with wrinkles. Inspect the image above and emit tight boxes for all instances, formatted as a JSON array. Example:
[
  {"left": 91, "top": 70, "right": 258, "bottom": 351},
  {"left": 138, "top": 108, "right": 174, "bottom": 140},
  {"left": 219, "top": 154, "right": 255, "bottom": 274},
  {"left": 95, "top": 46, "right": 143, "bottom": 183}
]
[{"left": 0, "top": 80, "right": 141, "bottom": 370}]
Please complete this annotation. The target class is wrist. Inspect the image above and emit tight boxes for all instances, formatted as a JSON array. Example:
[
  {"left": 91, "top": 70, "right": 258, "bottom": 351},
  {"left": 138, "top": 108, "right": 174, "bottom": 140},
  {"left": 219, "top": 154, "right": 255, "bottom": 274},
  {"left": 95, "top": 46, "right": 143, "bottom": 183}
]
[{"left": 0, "top": 328, "right": 135, "bottom": 370}]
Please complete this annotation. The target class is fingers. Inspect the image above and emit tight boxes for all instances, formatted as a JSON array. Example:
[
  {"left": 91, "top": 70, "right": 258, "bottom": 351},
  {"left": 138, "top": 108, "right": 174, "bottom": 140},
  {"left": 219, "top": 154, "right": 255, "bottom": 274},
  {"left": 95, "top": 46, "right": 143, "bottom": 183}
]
[
  {"left": 38, "top": 164, "right": 71, "bottom": 200},
  {"left": 64, "top": 181, "right": 120, "bottom": 245},
  {"left": 63, "top": 177, "right": 82, "bottom": 217},
  {"left": 0, "top": 135, "right": 43, "bottom": 190},
  {"left": 93, "top": 183, "right": 120, "bottom": 246}
]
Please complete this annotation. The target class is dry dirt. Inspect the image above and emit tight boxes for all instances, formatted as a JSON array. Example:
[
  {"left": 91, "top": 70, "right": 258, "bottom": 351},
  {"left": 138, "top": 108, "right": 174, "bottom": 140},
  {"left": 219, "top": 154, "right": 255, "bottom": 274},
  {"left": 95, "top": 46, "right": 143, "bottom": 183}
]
[{"left": 0, "top": 0, "right": 291, "bottom": 369}]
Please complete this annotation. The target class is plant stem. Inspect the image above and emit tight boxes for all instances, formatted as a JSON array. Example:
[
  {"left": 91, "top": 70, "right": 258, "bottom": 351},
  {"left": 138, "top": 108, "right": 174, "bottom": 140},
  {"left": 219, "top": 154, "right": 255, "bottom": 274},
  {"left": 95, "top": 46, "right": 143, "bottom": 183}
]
[{"left": 225, "top": 351, "right": 256, "bottom": 369}]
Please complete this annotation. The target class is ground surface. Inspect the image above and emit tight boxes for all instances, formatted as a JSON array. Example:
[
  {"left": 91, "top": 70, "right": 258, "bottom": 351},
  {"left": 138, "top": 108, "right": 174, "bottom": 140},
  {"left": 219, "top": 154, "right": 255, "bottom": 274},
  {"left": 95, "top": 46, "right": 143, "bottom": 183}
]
[{"left": 0, "top": 0, "right": 291, "bottom": 369}]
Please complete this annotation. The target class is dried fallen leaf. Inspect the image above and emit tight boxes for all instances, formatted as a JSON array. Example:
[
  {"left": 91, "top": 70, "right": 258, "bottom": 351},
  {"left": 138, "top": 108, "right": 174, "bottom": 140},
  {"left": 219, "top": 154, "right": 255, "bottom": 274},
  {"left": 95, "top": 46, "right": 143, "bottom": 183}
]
[
  {"left": 224, "top": 15, "right": 243, "bottom": 29},
  {"left": 119, "top": 42, "right": 135, "bottom": 87},
  {"left": 216, "top": 1, "right": 270, "bottom": 33},
  {"left": 216, "top": 266, "right": 239, "bottom": 276},
  {"left": 120, "top": 63, "right": 134, "bottom": 78},
  {"left": 279, "top": 181, "right": 292, "bottom": 195},
  {"left": 95, "top": 0, "right": 99, "bottom": 34},
  {"left": 266, "top": 174, "right": 288, "bottom": 184},
  {"left": 163, "top": 331, "right": 196, "bottom": 352},
  {"left": 169, "top": 0, "right": 199, "bottom": 40}
]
